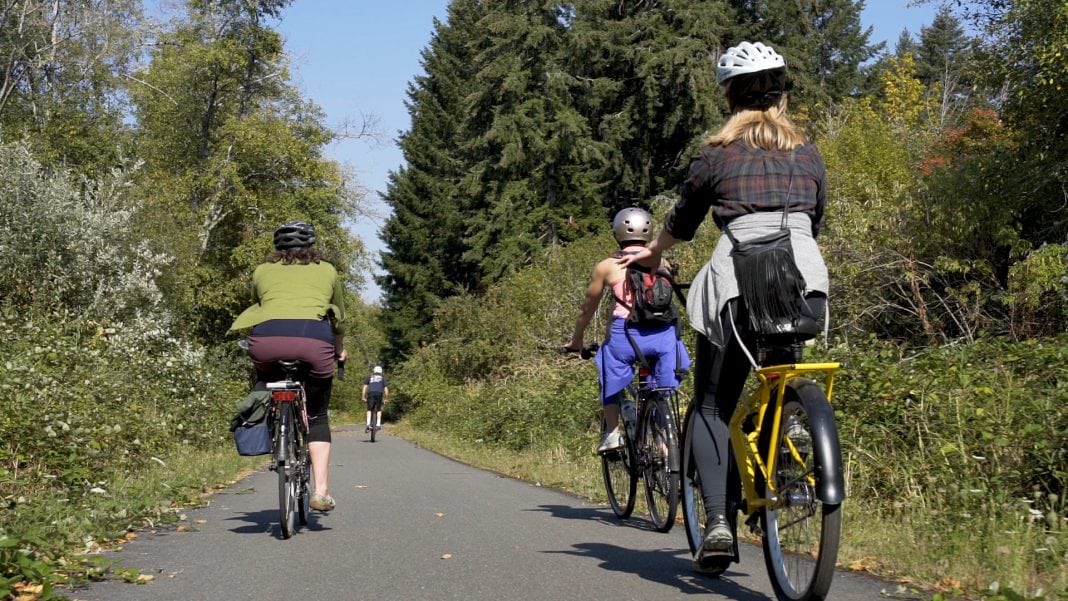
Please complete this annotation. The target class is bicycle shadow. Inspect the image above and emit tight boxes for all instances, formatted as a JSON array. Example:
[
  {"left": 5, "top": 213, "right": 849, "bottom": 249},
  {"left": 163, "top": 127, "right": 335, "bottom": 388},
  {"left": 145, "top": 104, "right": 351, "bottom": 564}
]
[
  {"left": 529, "top": 503, "right": 661, "bottom": 533},
  {"left": 544, "top": 542, "right": 771, "bottom": 600},
  {"left": 225, "top": 509, "right": 331, "bottom": 539},
  {"left": 531, "top": 503, "right": 674, "bottom": 535}
]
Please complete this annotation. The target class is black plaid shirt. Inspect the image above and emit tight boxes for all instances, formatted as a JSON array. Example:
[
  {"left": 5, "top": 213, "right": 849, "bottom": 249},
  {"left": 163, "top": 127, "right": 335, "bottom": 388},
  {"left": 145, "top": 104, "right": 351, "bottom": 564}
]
[{"left": 664, "top": 141, "right": 827, "bottom": 240}]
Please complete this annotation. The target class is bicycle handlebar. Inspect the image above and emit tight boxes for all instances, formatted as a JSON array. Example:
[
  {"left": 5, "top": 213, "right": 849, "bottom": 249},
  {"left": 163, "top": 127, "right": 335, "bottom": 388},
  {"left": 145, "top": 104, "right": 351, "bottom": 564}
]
[{"left": 559, "top": 343, "right": 599, "bottom": 360}]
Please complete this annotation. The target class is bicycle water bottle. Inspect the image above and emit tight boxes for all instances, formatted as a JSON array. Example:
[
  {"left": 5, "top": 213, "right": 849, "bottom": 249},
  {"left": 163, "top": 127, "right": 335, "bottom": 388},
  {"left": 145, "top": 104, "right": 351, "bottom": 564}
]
[{"left": 621, "top": 397, "right": 637, "bottom": 439}]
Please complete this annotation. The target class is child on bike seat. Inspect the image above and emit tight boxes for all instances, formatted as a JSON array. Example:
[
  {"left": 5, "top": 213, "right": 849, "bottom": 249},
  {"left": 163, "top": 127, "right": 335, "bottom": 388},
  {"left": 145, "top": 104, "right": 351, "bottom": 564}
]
[
  {"left": 229, "top": 220, "right": 348, "bottom": 513},
  {"left": 563, "top": 207, "right": 690, "bottom": 454}
]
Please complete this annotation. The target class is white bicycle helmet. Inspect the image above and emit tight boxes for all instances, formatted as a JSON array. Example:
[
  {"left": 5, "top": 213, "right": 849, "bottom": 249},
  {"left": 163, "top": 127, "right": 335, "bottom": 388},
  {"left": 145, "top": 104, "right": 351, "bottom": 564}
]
[
  {"left": 716, "top": 41, "right": 786, "bottom": 86},
  {"left": 373, "top": 365, "right": 383, "bottom": 374},
  {"left": 612, "top": 207, "right": 654, "bottom": 244}
]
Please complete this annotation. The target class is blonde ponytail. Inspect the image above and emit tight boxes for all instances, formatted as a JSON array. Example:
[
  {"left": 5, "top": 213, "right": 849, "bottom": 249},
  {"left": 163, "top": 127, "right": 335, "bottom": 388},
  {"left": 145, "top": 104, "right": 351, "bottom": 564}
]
[{"left": 704, "top": 95, "right": 806, "bottom": 150}]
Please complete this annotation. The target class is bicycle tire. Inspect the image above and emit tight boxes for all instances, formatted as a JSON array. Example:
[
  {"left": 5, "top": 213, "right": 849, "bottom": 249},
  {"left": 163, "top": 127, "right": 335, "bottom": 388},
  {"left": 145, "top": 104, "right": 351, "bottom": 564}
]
[
  {"left": 760, "top": 382, "right": 843, "bottom": 601},
  {"left": 297, "top": 411, "right": 312, "bottom": 527},
  {"left": 298, "top": 459, "right": 313, "bottom": 526},
  {"left": 601, "top": 416, "right": 637, "bottom": 519},
  {"left": 370, "top": 420, "right": 377, "bottom": 442},
  {"left": 276, "top": 402, "right": 299, "bottom": 539},
  {"left": 641, "top": 393, "right": 679, "bottom": 532}
]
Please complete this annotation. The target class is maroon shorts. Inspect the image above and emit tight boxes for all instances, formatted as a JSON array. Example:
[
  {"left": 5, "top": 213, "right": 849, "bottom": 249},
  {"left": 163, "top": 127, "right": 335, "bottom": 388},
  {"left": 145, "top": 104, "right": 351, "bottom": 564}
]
[{"left": 247, "top": 335, "right": 335, "bottom": 379}]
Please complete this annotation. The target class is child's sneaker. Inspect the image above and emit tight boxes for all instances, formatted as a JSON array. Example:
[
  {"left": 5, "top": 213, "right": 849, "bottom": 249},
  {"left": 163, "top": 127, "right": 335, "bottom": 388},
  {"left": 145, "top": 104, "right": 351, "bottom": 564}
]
[{"left": 597, "top": 430, "right": 623, "bottom": 454}]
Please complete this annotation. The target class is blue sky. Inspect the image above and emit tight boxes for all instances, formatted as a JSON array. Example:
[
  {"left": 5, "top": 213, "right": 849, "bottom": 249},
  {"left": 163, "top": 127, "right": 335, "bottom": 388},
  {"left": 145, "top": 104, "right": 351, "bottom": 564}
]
[{"left": 273, "top": 1, "right": 939, "bottom": 303}]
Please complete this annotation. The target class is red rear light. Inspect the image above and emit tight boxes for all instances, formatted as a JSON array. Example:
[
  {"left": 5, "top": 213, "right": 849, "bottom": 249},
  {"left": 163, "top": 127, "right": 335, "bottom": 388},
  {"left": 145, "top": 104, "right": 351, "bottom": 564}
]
[
  {"left": 272, "top": 390, "right": 297, "bottom": 402},
  {"left": 638, "top": 367, "right": 651, "bottom": 377}
]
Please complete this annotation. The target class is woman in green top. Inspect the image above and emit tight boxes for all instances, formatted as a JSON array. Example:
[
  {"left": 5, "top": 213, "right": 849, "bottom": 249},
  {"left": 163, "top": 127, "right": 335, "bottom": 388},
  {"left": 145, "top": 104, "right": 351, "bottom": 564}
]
[{"left": 230, "top": 221, "right": 348, "bottom": 512}]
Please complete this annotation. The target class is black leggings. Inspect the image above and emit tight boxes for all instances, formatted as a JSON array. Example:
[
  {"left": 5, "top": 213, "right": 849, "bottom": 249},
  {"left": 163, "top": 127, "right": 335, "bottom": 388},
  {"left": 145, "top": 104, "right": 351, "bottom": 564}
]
[
  {"left": 690, "top": 294, "right": 826, "bottom": 520},
  {"left": 255, "top": 375, "right": 333, "bottom": 444}
]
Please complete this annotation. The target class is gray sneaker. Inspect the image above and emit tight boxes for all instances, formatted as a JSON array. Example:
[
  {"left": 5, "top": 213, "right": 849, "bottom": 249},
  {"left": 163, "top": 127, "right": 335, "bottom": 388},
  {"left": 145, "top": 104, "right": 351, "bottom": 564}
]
[{"left": 702, "top": 516, "right": 733, "bottom": 552}]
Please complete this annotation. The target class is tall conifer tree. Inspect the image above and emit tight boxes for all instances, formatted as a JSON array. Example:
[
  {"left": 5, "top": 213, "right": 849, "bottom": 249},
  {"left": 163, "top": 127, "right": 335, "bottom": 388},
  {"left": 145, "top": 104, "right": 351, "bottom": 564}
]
[
  {"left": 459, "top": 0, "right": 608, "bottom": 284},
  {"left": 727, "top": 0, "right": 879, "bottom": 108},
  {"left": 378, "top": 0, "right": 488, "bottom": 362},
  {"left": 916, "top": 7, "right": 971, "bottom": 88},
  {"left": 569, "top": 0, "right": 728, "bottom": 212}
]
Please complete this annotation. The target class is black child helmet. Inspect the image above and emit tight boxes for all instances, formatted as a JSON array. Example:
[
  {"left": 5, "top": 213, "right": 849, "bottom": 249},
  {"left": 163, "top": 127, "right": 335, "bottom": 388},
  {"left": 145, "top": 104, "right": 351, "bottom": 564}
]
[{"left": 273, "top": 221, "right": 316, "bottom": 250}]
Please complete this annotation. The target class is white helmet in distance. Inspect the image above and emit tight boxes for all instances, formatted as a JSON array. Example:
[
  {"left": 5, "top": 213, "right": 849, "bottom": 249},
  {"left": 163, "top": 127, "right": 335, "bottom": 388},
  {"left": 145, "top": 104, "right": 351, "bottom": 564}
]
[
  {"left": 612, "top": 207, "right": 654, "bottom": 244},
  {"left": 716, "top": 41, "right": 786, "bottom": 86},
  {"left": 373, "top": 365, "right": 383, "bottom": 374}
]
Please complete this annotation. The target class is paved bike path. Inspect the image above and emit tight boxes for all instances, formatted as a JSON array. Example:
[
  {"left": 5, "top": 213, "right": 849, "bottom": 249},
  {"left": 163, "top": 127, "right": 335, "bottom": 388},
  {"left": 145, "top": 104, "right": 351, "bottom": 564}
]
[{"left": 70, "top": 426, "right": 893, "bottom": 601}]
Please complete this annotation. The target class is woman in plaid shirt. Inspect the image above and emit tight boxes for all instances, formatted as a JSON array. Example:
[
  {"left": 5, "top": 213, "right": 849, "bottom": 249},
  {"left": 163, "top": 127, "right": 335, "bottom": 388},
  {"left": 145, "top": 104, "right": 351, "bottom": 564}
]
[{"left": 619, "top": 41, "right": 829, "bottom": 571}]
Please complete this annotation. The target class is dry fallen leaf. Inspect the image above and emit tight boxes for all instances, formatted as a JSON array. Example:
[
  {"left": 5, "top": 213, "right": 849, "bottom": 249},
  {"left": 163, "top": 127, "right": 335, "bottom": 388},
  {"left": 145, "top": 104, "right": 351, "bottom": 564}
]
[
  {"left": 136, "top": 574, "right": 155, "bottom": 583},
  {"left": 124, "top": 532, "right": 139, "bottom": 540},
  {"left": 934, "top": 578, "right": 963, "bottom": 592},
  {"left": 435, "top": 512, "right": 444, "bottom": 518},
  {"left": 175, "top": 525, "right": 192, "bottom": 532},
  {"left": 194, "top": 519, "right": 207, "bottom": 524},
  {"left": 847, "top": 557, "right": 879, "bottom": 572},
  {"left": 441, "top": 554, "right": 452, "bottom": 560}
]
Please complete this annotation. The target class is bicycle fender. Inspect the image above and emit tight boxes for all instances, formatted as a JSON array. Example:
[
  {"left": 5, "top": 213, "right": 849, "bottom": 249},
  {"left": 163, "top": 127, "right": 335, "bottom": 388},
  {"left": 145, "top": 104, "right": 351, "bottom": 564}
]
[{"left": 787, "top": 379, "right": 846, "bottom": 505}]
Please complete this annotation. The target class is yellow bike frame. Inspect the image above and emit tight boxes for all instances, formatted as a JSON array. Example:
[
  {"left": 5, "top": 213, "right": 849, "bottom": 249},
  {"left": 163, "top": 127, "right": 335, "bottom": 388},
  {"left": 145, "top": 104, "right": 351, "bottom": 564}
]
[{"left": 728, "top": 362, "right": 841, "bottom": 516}]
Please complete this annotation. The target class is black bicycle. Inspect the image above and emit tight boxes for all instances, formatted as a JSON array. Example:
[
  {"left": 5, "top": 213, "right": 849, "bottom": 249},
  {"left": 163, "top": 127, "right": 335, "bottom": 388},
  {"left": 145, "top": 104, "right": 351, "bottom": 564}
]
[
  {"left": 237, "top": 341, "right": 344, "bottom": 539},
  {"left": 265, "top": 360, "right": 313, "bottom": 539},
  {"left": 367, "top": 396, "right": 382, "bottom": 443},
  {"left": 566, "top": 344, "right": 683, "bottom": 532}
]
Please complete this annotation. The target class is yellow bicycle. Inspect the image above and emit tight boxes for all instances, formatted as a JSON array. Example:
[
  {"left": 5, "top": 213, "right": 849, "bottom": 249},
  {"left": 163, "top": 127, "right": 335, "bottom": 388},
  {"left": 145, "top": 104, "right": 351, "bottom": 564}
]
[{"left": 680, "top": 311, "right": 844, "bottom": 601}]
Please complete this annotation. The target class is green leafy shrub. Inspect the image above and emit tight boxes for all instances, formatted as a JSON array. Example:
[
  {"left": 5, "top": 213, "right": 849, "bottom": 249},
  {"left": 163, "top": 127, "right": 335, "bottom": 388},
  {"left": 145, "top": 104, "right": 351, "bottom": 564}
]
[
  {"left": 0, "top": 141, "right": 171, "bottom": 323},
  {"left": 815, "top": 335, "right": 1067, "bottom": 594}
]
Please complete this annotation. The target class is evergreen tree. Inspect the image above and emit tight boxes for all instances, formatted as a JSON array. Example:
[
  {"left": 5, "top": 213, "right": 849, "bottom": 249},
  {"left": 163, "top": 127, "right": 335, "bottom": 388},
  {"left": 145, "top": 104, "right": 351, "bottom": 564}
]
[
  {"left": 377, "top": 0, "right": 489, "bottom": 363},
  {"left": 915, "top": 7, "right": 971, "bottom": 88},
  {"left": 727, "top": 0, "right": 880, "bottom": 109},
  {"left": 894, "top": 30, "right": 918, "bottom": 59},
  {"left": 569, "top": 0, "right": 727, "bottom": 212},
  {"left": 458, "top": 0, "right": 608, "bottom": 284}
]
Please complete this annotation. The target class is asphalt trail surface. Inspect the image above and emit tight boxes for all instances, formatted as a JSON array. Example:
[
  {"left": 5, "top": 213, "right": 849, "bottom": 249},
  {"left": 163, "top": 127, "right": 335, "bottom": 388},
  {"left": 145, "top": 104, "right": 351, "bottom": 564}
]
[{"left": 71, "top": 426, "right": 892, "bottom": 600}]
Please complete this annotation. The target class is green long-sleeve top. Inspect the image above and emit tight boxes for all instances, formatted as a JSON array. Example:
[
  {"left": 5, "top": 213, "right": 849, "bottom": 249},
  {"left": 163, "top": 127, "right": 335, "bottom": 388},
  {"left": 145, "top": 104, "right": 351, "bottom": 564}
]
[{"left": 228, "top": 261, "right": 346, "bottom": 335}]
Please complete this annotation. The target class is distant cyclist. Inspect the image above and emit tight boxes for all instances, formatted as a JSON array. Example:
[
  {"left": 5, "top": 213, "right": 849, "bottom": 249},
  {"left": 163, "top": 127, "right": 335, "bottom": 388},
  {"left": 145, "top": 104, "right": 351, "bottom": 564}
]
[
  {"left": 563, "top": 207, "right": 690, "bottom": 454},
  {"left": 229, "top": 220, "right": 347, "bottom": 513},
  {"left": 618, "top": 41, "right": 829, "bottom": 564},
  {"left": 362, "top": 365, "right": 389, "bottom": 432}
]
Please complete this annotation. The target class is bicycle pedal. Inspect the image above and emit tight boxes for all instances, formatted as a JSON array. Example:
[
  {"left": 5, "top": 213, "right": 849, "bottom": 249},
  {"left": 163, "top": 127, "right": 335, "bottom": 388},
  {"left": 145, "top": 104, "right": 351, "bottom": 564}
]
[{"left": 745, "top": 514, "right": 763, "bottom": 536}]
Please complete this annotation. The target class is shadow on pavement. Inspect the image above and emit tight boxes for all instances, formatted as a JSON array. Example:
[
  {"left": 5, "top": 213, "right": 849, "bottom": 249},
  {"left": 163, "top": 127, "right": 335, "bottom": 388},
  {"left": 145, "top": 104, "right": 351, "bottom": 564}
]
[
  {"left": 530, "top": 503, "right": 660, "bottom": 533},
  {"left": 225, "top": 509, "right": 331, "bottom": 538},
  {"left": 545, "top": 542, "right": 770, "bottom": 600}
]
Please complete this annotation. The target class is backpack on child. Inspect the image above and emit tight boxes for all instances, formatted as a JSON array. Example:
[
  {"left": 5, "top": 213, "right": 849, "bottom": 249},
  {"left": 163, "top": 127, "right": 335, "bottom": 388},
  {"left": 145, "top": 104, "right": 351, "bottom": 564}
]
[{"left": 612, "top": 251, "right": 678, "bottom": 326}]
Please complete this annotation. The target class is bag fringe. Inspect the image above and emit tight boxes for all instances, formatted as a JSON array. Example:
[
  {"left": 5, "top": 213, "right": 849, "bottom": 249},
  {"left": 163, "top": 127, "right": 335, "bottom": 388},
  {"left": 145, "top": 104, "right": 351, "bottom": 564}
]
[{"left": 736, "top": 248, "right": 806, "bottom": 333}]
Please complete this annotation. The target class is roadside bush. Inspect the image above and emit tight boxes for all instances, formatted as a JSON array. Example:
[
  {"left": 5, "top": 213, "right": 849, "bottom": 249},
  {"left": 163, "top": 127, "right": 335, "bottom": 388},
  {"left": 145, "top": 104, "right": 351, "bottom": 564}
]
[
  {"left": 0, "top": 312, "right": 247, "bottom": 589},
  {"left": 0, "top": 140, "right": 170, "bottom": 324},
  {"left": 818, "top": 335, "right": 1066, "bottom": 593}
]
